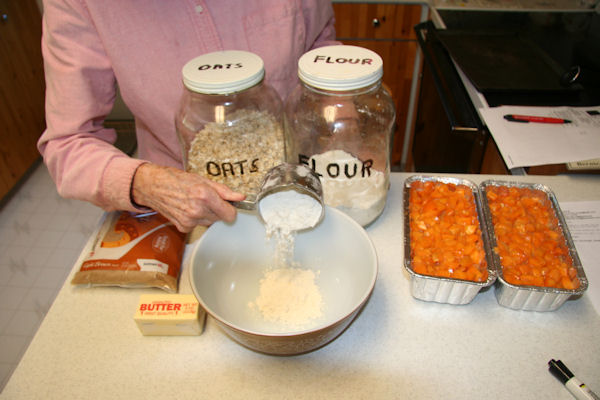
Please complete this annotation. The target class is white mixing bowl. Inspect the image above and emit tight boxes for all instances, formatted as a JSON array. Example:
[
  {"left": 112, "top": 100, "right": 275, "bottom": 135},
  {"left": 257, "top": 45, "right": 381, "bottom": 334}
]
[{"left": 189, "top": 206, "right": 377, "bottom": 355}]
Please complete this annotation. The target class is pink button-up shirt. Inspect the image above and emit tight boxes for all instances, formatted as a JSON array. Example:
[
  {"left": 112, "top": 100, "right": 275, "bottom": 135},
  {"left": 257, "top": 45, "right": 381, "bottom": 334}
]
[{"left": 38, "top": 0, "right": 337, "bottom": 212}]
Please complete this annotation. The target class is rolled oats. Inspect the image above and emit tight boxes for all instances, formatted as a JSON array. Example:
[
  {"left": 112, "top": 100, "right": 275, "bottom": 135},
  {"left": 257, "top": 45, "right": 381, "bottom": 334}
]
[{"left": 186, "top": 109, "right": 285, "bottom": 196}]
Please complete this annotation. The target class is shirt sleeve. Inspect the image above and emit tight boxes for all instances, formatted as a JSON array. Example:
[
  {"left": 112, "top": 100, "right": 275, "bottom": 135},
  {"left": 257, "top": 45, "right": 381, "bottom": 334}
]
[
  {"left": 38, "top": 0, "right": 146, "bottom": 212},
  {"left": 302, "top": 0, "right": 340, "bottom": 51}
]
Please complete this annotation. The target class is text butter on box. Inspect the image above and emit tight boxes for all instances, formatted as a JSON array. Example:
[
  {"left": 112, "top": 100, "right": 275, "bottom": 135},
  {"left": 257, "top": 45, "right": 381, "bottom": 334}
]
[{"left": 134, "top": 294, "right": 205, "bottom": 336}]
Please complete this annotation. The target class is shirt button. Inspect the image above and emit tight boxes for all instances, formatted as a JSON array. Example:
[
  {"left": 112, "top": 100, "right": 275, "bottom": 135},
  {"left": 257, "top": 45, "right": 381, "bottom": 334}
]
[{"left": 195, "top": 4, "right": 203, "bottom": 13}]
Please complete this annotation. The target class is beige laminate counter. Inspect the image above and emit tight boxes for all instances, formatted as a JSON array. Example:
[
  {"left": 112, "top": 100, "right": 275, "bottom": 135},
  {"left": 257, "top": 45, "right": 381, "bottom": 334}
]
[{"left": 2, "top": 173, "right": 599, "bottom": 400}]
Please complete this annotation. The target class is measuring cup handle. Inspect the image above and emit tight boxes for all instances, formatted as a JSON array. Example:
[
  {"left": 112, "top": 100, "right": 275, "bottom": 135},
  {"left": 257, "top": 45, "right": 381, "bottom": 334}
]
[{"left": 229, "top": 200, "right": 256, "bottom": 211}]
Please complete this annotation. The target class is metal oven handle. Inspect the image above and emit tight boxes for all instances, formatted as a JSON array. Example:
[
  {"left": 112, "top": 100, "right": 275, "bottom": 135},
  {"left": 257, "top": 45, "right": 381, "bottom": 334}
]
[{"left": 414, "top": 21, "right": 483, "bottom": 133}]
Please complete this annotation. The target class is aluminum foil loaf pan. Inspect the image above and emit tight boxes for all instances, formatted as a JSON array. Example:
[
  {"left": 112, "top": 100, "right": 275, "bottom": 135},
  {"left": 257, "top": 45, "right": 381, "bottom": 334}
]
[
  {"left": 480, "top": 180, "right": 588, "bottom": 312},
  {"left": 403, "top": 176, "right": 496, "bottom": 305}
]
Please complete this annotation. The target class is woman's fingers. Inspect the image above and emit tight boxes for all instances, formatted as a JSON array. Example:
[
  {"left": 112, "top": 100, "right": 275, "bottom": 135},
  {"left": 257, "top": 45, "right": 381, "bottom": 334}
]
[{"left": 131, "top": 163, "right": 245, "bottom": 232}]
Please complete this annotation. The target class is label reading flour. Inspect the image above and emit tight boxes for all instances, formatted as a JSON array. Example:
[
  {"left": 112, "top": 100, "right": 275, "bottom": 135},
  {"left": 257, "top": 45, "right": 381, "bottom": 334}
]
[
  {"left": 311, "top": 55, "right": 373, "bottom": 65},
  {"left": 299, "top": 150, "right": 388, "bottom": 226},
  {"left": 299, "top": 153, "right": 373, "bottom": 179},
  {"left": 297, "top": 45, "right": 383, "bottom": 91}
]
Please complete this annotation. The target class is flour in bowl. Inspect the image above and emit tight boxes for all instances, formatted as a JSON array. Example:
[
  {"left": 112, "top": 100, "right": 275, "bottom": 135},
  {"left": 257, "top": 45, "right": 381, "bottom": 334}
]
[
  {"left": 252, "top": 267, "right": 322, "bottom": 328},
  {"left": 249, "top": 188, "right": 324, "bottom": 328}
]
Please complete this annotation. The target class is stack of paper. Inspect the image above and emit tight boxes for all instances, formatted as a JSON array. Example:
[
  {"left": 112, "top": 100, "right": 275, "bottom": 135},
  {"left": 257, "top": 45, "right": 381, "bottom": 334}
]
[
  {"left": 563, "top": 201, "right": 600, "bottom": 315},
  {"left": 479, "top": 105, "right": 600, "bottom": 170}
]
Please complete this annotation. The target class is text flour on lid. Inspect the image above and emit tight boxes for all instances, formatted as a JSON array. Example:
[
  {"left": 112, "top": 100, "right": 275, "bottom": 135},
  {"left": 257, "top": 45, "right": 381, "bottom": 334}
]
[
  {"left": 182, "top": 50, "right": 265, "bottom": 94},
  {"left": 298, "top": 45, "right": 383, "bottom": 91}
]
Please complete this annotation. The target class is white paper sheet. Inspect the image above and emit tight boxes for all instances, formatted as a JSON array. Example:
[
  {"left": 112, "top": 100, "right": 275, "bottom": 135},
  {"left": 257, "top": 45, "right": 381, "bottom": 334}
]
[
  {"left": 479, "top": 105, "right": 600, "bottom": 169},
  {"left": 562, "top": 201, "right": 600, "bottom": 315}
]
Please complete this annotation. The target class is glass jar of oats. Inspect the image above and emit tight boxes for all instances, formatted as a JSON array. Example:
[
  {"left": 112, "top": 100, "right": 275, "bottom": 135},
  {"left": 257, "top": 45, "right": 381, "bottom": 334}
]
[
  {"left": 284, "top": 45, "right": 396, "bottom": 226},
  {"left": 176, "top": 50, "right": 285, "bottom": 200}
]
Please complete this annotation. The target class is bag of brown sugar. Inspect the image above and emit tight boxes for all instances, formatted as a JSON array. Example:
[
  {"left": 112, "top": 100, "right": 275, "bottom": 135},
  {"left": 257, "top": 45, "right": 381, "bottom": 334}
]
[{"left": 71, "top": 211, "right": 187, "bottom": 292}]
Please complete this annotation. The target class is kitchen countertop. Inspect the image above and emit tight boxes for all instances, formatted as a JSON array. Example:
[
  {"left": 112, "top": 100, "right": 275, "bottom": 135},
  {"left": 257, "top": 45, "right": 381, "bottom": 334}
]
[{"left": 2, "top": 172, "right": 600, "bottom": 400}]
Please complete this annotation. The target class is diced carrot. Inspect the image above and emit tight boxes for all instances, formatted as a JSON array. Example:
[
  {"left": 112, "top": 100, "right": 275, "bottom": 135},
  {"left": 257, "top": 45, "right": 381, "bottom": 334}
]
[
  {"left": 409, "top": 181, "right": 488, "bottom": 282},
  {"left": 532, "top": 276, "right": 545, "bottom": 287},
  {"left": 485, "top": 185, "right": 579, "bottom": 290},
  {"left": 561, "top": 277, "right": 576, "bottom": 290}
]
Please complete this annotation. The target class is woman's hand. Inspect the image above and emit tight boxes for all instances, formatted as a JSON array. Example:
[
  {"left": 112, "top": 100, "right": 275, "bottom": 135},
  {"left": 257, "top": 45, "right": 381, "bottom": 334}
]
[{"left": 131, "top": 163, "right": 246, "bottom": 232}]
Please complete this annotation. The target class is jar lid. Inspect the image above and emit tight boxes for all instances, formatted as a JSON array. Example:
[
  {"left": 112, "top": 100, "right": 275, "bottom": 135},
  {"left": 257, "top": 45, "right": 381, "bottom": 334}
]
[
  {"left": 298, "top": 45, "right": 383, "bottom": 91},
  {"left": 182, "top": 50, "right": 265, "bottom": 94}
]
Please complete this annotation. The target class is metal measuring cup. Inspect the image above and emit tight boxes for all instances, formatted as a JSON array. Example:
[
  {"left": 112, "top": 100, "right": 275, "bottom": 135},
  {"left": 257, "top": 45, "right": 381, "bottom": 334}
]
[
  {"left": 135, "top": 163, "right": 324, "bottom": 227},
  {"left": 234, "top": 162, "right": 325, "bottom": 228}
]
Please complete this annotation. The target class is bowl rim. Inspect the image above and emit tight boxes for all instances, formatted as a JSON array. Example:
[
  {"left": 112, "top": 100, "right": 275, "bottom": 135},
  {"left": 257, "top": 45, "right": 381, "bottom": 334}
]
[{"left": 188, "top": 206, "right": 378, "bottom": 337}]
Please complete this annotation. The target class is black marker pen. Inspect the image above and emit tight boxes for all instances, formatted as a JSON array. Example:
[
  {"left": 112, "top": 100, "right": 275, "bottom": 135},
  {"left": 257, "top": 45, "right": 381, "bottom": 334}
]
[{"left": 548, "top": 359, "right": 599, "bottom": 400}]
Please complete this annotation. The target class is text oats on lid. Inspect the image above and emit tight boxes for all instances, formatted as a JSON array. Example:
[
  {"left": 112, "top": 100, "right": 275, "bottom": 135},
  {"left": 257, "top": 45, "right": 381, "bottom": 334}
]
[
  {"left": 298, "top": 45, "right": 384, "bottom": 91},
  {"left": 182, "top": 50, "right": 265, "bottom": 94}
]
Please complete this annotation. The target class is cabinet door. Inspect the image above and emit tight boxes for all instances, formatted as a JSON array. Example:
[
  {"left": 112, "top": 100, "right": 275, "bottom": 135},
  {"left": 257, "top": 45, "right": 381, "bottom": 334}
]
[
  {"left": 333, "top": 3, "right": 422, "bottom": 168},
  {"left": 0, "top": 0, "right": 45, "bottom": 199}
]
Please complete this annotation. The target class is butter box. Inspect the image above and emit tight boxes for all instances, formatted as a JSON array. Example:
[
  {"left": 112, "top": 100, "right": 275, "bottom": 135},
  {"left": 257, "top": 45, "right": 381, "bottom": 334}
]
[{"left": 134, "top": 294, "right": 205, "bottom": 336}]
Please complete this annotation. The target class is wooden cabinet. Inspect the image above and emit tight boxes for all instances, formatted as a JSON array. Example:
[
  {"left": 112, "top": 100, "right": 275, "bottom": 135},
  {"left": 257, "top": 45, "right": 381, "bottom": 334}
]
[
  {"left": 332, "top": 2, "right": 424, "bottom": 169},
  {"left": 0, "top": 0, "right": 45, "bottom": 200}
]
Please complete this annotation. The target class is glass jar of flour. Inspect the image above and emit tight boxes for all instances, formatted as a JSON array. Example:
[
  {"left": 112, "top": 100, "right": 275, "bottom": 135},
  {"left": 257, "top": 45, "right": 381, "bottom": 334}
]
[
  {"left": 176, "top": 50, "right": 285, "bottom": 200},
  {"left": 284, "top": 45, "right": 395, "bottom": 226}
]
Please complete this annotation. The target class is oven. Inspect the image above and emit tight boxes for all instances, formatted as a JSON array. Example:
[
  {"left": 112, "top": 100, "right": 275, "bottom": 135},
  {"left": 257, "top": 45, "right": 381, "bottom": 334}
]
[{"left": 411, "top": 4, "right": 600, "bottom": 174}]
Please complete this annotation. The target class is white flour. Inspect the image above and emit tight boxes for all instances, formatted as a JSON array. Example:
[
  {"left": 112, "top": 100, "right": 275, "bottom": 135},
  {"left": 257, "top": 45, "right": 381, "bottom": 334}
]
[
  {"left": 249, "top": 189, "right": 324, "bottom": 328},
  {"left": 252, "top": 267, "right": 322, "bottom": 328},
  {"left": 308, "top": 149, "right": 388, "bottom": 226},
  {"left": 258, "top": 189, "right": 322, "bottom": 235}
]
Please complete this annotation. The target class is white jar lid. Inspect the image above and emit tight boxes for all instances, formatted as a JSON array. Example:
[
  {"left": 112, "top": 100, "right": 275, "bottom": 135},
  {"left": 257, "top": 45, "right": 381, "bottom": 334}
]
[
  {"left": 182, "top": 50, "right": 265, "bottom": 94},
  {"left": 298, "top": 45, "right": 383, "bottom": 91}
]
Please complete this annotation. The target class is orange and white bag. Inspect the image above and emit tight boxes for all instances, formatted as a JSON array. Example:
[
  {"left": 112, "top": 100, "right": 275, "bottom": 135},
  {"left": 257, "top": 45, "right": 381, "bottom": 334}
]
[{"left": 71, "top": 211, "right": 186, "bottom": 292}]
